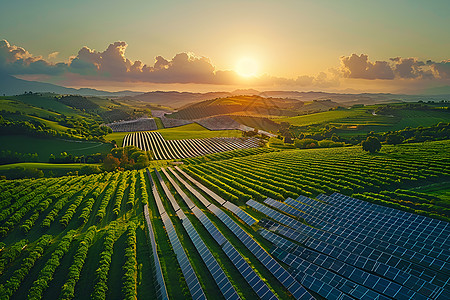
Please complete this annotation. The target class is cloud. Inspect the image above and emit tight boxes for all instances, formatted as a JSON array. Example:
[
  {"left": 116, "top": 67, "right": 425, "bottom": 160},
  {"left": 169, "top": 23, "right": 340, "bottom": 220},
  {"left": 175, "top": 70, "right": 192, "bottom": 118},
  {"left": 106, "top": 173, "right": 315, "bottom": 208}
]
[
  {"left": 430, "top": 60, "right": 450, "bottom": 79},
  {"left": 68, "top": 42, "right": 221, "bottom": 84},
  {"left": 48, "top": 51, "right": 59, "bottom": 60},
  {"left": 1, "top": 39, "right": 449, "bottom": 92},
  {"left": 340, "top": 54, "right": 394, "bottom": 79},
  {"left": 340, "top": 53, "right": 450, "bottom": 82},
  {"left": 0, "top": 39, "right": 67, "bottom": 75}
]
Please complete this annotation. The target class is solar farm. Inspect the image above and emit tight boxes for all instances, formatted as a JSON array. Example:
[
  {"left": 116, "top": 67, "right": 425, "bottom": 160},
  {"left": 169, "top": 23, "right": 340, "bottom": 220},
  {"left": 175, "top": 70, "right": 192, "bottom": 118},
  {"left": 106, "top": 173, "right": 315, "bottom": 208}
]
[
  {"left": 122, "top": 131, "right": 261, "bottom": 159},
  {"left": 0, "top": 140, "right": 449, "bottom": 299}
]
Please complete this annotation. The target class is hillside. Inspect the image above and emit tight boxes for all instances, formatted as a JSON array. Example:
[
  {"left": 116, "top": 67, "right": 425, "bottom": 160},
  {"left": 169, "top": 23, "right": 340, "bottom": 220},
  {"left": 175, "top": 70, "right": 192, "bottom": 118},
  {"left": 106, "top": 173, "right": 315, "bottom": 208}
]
[
  {"left": 274, "top": 102, "right": 450, "bottom": 136},
  {"left": 168, "top": 95, "right": 304, "bottom": 120}
]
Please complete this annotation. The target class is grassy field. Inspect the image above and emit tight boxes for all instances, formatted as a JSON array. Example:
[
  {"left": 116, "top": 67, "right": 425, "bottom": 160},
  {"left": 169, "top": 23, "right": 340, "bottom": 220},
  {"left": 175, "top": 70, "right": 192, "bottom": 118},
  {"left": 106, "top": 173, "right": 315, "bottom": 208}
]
[
  {"left": 0, "top": 99, "right": 61, "bottom": 118},
  {"left": 273, "top": 109, "right": 365, "bottom": 126},
  {"left": 0, "top": 135, "right": 112, "bottom": 162},
  {"left": 158, "top": 123, "right": 242, "bottom": 140},
  {"left": 274, "top": 106, "right": 450, "bottom": 136},
  {"left": 104, "top": 132, "right": 129, "bottom": 146},
  {"left": 1, "top": 95, "right": 83, "bottom": 117}
]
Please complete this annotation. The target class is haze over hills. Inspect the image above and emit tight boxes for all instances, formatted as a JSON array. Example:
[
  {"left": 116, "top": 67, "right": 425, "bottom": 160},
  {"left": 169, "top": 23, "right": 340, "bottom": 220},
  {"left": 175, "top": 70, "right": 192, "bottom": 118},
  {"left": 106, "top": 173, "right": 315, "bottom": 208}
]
[
  {"left": 0, "top": 74, "right": 141, "bottom": 97},
  {"left": 1, "top": 74, "right": 449, "bottom": 110}
]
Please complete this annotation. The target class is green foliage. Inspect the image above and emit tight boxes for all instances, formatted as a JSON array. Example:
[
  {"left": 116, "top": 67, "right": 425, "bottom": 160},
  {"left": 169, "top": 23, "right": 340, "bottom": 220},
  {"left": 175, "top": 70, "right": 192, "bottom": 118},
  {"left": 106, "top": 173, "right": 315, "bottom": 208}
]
[
  {"left": 28, "top": 231, "right": 76, "bottom": 300},
  {"left": 122, "top": 222, "right": 138, "bottom": 300},
  {"left": 183, "top": 140, "right": 450, "bottom": 220},
  {"left": 361, "top": 136, "right": 382, "bottom": 153},
  {"left": 385, "top": 133, "right": 405, "bottom": 145},
  {"left": 183, "top": 147, "right": 278, "bottom": 165},
  {"left": 60, "top": 226, "right": 97, "bottom": 300},
  {"left": 1, "top": 235, "right": 52, "bottom": 300},
  {"left": 91, "top": 222, "right": 117, "bottom": 300},
  {"left": 0, "top": 239, "right": 28, "bottom": 274},
  {"left": 294, "top": 138, "right": 318, "bottom": 149},
  {"left": 103, "top": 146, "right": 150, "bottom": 172}
]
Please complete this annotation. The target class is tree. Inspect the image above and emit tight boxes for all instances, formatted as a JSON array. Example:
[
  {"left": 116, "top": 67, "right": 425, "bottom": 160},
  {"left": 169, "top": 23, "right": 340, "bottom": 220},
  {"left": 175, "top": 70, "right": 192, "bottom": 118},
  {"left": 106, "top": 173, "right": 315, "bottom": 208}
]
[
  {"left": 103, "top": 154, "right": 121, "bottom": 171},
  {"left": 362, "top": 136, "right": 382, "bottom": 153},
  {"left": 385, "top": 133, "right": 404, "bottom": 145}
]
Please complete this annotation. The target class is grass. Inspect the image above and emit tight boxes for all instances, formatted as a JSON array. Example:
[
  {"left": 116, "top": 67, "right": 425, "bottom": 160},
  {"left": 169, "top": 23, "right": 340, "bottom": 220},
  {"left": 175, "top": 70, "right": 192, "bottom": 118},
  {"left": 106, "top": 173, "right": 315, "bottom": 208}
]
[
  {"left": 3, "top": 94, "right": 82, "bottom": 117},
  {"left": 105, "top": 132, "right": 129, "bottom": 146},
  {"left": 158, "top": 123, "right": 242, "bottom": 140},
  {"left": 153, "top": 117, "right": 164, "bottom": 129},
  {"left": 410, "top": 181, "right": 450, "bottom": 203},
  {"left": 0, "top": 99, "right": 61, "bottom": 118},
  {"left": 0, "top": 135, "right": 112, "bottom": 162},
  {"left": 273, "top": 109, "right": 364, "bottom": 126},
  {"left": 274, "top": 106, "right": 450, "bottom": 136}
]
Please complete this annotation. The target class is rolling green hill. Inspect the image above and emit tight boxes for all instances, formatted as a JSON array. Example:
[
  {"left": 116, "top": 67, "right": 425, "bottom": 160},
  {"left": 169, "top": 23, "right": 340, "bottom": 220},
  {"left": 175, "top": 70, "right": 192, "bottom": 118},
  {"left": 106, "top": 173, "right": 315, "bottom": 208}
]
[{"left": 0, "top": 135, "right": 112, "bottom": 162}]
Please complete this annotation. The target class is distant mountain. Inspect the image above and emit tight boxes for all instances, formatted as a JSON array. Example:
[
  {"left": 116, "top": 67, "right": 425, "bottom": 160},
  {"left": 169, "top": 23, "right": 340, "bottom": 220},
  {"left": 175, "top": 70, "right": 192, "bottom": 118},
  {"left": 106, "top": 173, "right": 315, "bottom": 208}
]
[
  {"left": 422, "top": 86, "right": 450, "bottom": 96},
  {"left": 0, "top": 74, "right": 141, "bottom": 97}
]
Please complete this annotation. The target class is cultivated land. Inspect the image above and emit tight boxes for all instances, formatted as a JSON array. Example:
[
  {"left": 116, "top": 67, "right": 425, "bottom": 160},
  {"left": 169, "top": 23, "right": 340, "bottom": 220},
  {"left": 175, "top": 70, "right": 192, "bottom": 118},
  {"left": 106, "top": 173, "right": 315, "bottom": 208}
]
[
  {"left": 0, "top": 140, "right": 449, "bottom": 299},
  {"left": 1, "top": 91, "right": 450, "bottom": 300},
  {"left": 273, "top": 105, "right": 450, "bottom": 136}
]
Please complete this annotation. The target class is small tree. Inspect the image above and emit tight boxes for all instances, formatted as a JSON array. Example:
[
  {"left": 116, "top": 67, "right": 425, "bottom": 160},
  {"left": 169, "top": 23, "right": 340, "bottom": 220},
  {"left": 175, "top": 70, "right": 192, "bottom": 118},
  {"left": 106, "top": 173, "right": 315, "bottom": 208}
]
[
  {"left": 362, "top": 136, "right": 381, "bottom": 153},
  {"left": 385, "top": 133, "right": 404, "bottom": 145}
]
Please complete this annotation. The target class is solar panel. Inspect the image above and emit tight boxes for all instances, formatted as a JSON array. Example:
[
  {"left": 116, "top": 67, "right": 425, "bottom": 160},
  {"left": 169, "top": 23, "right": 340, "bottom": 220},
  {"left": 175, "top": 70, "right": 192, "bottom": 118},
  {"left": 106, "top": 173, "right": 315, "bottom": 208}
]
[
  {"left": 174, "top": 166, "right": 226, "bottom": 205},
  {"left": 209, "top": 203, "right": 313, "bottom": 299},
  {"left": 164, "top": 168, "right": 279, "bottom": 299},
  {"left": 262, "top": 197, "right": 450, "bottom": 276},
  {"left": 154, "top": 169, "right": 181, "bottom": 212},
  {"left": 143, "top": 203, "right": 169, "bottom": 300},
  {"left": 148, "top": 169, "right": 206, "bottom": 300},
  {"left": 161, "top": 167, "right": 195, "bottom": 209},
  {"left": 223, "top": 201, "right": 256, "bottom": 226},
  {"left": 222, "top": 241, "right": 277, "bottom": 300},
  {"left": 168, "top": 167, "right": 212, "bottom": 208},
  {"left": 251, "top": 200, "right": 450, "bottom": 290}
]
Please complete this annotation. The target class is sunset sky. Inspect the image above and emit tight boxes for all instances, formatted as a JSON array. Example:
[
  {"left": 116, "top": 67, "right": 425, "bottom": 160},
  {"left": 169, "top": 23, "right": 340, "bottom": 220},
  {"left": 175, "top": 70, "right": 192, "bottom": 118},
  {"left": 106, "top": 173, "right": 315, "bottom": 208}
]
[{"left": 1, "top": 0, "right": 449, "bottom": 93}]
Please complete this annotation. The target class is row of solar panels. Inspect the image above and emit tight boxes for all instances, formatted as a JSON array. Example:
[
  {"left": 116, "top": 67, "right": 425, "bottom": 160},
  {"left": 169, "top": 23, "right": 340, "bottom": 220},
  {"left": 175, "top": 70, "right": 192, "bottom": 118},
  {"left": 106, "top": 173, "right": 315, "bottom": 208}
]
[
  {"left": 146, "top": 166, "right": 320, "bottom": 299},
  {"left": 247, "top": 194, "right": 450, "bottom": 300}
]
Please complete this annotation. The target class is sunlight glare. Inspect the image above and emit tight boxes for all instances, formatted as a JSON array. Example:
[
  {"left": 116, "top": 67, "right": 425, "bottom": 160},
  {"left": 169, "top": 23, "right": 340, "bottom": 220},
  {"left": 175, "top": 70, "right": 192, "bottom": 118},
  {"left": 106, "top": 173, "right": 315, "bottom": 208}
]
[{"left": 236, "top": 57, "right": 258, "bottom": 77}]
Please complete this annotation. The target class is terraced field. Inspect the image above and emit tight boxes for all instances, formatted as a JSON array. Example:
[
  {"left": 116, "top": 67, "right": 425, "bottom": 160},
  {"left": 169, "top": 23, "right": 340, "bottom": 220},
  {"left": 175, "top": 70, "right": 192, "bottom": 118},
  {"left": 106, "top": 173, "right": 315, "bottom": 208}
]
[{"left": 0, "top": 140, "right": 449, "bottom": 299}]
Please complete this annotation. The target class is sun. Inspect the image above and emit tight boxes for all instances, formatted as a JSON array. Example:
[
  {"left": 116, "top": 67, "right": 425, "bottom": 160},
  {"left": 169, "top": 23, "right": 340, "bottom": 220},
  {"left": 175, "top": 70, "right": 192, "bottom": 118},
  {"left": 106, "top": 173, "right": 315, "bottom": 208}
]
[{"left": 236, "top": 57, "right": 258, "bottom": 77}]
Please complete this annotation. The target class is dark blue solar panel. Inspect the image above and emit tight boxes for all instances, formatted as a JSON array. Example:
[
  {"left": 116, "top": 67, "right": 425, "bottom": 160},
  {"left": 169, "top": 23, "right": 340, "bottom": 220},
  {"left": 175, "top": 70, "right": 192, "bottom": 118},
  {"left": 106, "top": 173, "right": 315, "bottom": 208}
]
[
  {"left": 223, "top": 201, "right": 256, "bottom": 226},
  {"left": 210, "top": 203, "right": 313, "bottom": 299},
  {"left": 161, "top": 167, "right": 196, "bottom": 209},
  {"left": 148, "top": 169, "right": 206, "bottom": 300}
]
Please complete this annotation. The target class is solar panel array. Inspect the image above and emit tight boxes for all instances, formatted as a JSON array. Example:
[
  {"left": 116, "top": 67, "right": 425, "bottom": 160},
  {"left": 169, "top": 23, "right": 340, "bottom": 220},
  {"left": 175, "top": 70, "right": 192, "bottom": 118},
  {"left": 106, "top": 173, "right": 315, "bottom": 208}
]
[
  {"left": 163, "top": 168, "right": 278, "bottom": 299},
  {"left": 148, "top": 170, "right": 206, "bottom": 300},
  {"left": 247, "top": 193, "right": 450, "bottom": 300},
  {"left": 168, "top": 167, "right": 314, "bottom": 299},
  {"left": 143, "top": 202, "right": 169, "bottom": 300},
  {"left": 145, "top": 164, "right": 449, "bottom": 299},
  {"left": 155, "top": 169, "right": 240, "bottom": 300}
]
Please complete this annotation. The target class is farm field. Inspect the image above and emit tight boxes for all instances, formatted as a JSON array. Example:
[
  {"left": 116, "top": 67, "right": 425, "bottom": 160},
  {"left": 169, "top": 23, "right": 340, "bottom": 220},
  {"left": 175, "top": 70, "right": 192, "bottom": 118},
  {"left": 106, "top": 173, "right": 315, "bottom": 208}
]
[
  {"left": 274, "top": 106, "right": 450, "bottom": 135},
  {"left": 123, "top": 131, "right": 260, "bottom": 160},
  {"left": 158, "top": 123, "right": 242, "bottom": 140},
  {"left": 0, "top": 140, "right": 449, "bottom": 299},
  {"left": 0, "top": 135, "right": 113, "bottom": 162}
]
